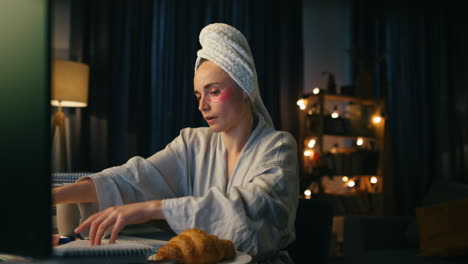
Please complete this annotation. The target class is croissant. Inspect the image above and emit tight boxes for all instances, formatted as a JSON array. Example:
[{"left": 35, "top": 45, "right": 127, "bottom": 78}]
[{"left": 154, "top": 228, "right": 236, "bottom": 264}]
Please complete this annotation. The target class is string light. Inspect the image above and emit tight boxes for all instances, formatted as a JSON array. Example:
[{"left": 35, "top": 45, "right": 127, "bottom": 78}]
[
  {"left": 356, "top": 137, "right": 364, "bottom": 146},
  {"left": 313, "top": 87, "right": 320, "bottom": 94},
  {"left": 304, "top": 149, "right": 313, "bottom": 157},
  {"left": 331, "top": 106, "right": 339, "bottom": 118},
  {"left": 308, "top": 139, "right": 316, "bottom": 148},
  {"left": 342, "top": 176, "right": 349, "bottom": 182},
  {"left": 347, "top": 180, "right": 355, "bottom": 188},
  {"left": 372, "top": 115, "right": 382, "bottom": 124},
  {"left": 331, "top": 143, "right": 338, "bottom": 154},
  {"left": 297, "top": 99, "right": 307, "bottom": 110},
  {"left": 304, "top": 189, "right": 312, "bottom": 196},
  {"left": 370, "top": 176, "right": 378, "bottom": 184}
]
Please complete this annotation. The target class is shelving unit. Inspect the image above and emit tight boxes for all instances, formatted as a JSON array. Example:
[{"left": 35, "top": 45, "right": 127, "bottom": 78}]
[
  {"left": 297, "top": 89, "right": 386, "bottom": 205},
  {"left": 297, "top": 89, "right": 387, "bottom": 260}
]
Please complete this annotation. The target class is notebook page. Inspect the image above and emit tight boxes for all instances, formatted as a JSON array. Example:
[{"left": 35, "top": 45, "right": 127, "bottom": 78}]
[{"left": 54, "top": 236, "right": 166, "bottom": 257}]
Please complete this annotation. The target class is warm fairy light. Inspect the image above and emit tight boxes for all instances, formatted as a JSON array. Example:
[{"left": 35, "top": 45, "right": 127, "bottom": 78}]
[
  {"left": 331, "top": 106, "right": 339, "bottom": 118},
  {"left": 304, "top": 150, "right": 312, "bottom": 157},
  {"left": 313, "top": 87, "right": 320, "bottom": 94},
  {"left": 373, "top": 115, "right": 382, "bottom": 124},
  {"left": 347, "top": 180, "right": 356, "bottom": 188},
  {"left": 342, "top": 176, "right": 349, "bottom": 182},
  {"left": 330, "top": 144, "right": 338, "bottom": 154},
  {"left": 370, "top": 176, "right": 378, "bottom": 184},
  {"left": 304, "top": 189, "right": 312, "bottom": 196},
  {"left": 297, "top": 99, "right": 307, "bottom": 110},
  {"left": 356, "top": 137, "right": 364, "bottom": 146},
  {"left": 308, "top": 139, "right": 316, "bottom": 148}
]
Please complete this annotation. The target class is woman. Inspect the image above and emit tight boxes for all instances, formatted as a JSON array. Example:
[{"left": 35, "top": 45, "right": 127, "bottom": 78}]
[{"left": 53, "top": 23, "right": 299, "bottom": 263}]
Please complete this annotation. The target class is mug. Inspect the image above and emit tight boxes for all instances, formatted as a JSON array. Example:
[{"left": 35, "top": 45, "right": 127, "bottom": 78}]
[{"left": 56, "top": 203, "right": 81, "bottom": 237}]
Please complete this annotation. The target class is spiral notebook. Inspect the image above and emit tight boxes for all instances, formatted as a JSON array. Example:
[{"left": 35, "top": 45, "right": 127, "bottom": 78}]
[{"left": 54, "top": 235, "right": 166, "bottom": 258}]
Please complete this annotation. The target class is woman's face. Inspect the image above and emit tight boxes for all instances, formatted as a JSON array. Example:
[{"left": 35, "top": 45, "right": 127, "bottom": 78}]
[{"left": 194, "top": 61, "right": 251, "bottom": 133}]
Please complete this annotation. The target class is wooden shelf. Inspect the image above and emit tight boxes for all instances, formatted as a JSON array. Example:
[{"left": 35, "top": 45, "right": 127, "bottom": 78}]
[
  {"left": 304, "top": 93, "right": 379, "bottom": 105},
  {"left": 322, "top": 134, "right": 377, "bottom": 140},
  {"left": 324, "top": 94, "right": 379, "bottom": 105}
]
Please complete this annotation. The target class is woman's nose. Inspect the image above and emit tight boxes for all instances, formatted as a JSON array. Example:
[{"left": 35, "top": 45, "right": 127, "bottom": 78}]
[{"left": 198, "top": 96, "right": 210, "bottom": 112}]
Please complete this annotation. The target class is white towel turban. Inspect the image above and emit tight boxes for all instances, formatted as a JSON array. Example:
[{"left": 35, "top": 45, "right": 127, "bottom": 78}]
[{"left": 194, "top": 23, "right": 274, "bottom": 128}]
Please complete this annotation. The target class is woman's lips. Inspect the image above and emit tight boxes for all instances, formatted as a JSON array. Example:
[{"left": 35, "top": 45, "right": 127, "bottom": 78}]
[{"left": 205, "top": 116, "right": 217, "bottom": 123}]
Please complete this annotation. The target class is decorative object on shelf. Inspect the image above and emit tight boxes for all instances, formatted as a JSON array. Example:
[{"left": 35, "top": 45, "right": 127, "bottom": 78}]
[
  {"left": 340, "top": 85, "right": 354, "bottom": 96},
  {"left": 320, "top": 150, "right": 379, "bottom": 176},
  {"left": 324, "top": 116, "right": 348, "bottom": 135},
  {"left": 323, "top": 72, "right": 337, "bottom": 94},
  {"left": 347, "top": 47, "right": 386, "bottom": 99},
  {"left": 307, "top": 103, "right": 318, "bottom": 116}
]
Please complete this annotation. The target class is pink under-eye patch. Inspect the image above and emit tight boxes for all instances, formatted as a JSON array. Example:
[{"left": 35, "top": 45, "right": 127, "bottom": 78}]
[{"left": 206, "top": 86, "right": 233, "bottom": 103}]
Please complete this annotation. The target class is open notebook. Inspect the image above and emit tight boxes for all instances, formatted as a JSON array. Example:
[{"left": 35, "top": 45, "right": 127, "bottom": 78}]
[{"left": 54, "top": 235, "right": 166, "bottom": 258}]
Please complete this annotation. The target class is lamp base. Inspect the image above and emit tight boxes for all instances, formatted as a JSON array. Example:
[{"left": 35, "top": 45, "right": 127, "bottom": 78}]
[{"left": 51, "top": 106, "right": 68, "bottom": 172}]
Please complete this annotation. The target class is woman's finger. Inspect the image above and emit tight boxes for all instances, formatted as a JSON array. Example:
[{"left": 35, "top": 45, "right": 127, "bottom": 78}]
[
  {"left": 93, "top": 211, "right": 119, "bottom": 246},
  {"left": 74, "top": 211, "right": 101, "bottom": 234},
  {"left": 88, "top": 214, "right": 104, "bottom": 245},
  {"left": 109, "top": 215, "right": 126, "bottom": 244},
  {"left": 89, "top": 209, "right": 116, "bottom": 245}
]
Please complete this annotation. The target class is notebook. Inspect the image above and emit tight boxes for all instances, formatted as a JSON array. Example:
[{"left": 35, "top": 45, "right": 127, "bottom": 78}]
[{"left": 53, "top": 235, "right": 166, "bottom": 258}]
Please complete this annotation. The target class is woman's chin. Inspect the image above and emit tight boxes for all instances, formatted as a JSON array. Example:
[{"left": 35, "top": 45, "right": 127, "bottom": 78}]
[{"left": 208, "top": 125, "right": 223, "bottom": 133}]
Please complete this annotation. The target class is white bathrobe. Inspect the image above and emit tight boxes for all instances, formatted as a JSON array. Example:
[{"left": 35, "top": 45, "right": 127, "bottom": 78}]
[{"left": 78, "top": 116, "right": 299, "bottom": 263}]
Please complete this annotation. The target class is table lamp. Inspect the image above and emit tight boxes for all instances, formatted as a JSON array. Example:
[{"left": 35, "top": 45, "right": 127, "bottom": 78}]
[{"left": 51, "top": 60, "right": 89, "bottom": 171}]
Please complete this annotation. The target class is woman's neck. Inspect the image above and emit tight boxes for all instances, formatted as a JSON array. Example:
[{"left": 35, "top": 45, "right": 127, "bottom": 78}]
[{"left": 221, "top": 113, "right": 256, "bottom": 155}]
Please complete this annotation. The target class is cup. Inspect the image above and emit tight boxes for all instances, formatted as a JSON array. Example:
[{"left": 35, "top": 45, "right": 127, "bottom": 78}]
[{"left": 56, "top": 203, "right": 81, "bottom": 237}]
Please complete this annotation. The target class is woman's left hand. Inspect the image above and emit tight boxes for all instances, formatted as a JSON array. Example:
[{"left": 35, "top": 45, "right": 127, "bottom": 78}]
[{"left": 74, "top": 200, "right": 163, "bottom": 246}]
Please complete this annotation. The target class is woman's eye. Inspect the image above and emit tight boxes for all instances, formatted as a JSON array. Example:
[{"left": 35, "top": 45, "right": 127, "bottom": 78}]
[
  {"left": 195, "top": 96, "right": 201, "bottom": 102},
  {"left": 209, "top": 90, "right": 220, "bottom": 96}
]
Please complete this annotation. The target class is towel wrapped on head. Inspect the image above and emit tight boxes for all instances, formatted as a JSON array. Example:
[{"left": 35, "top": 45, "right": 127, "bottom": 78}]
[{"left": 195, "top": 23, "right": 274, "bottom": 128}]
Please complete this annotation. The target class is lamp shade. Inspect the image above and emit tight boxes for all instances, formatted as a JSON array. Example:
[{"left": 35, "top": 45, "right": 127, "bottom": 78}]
[{"left": 51, "top": 60, "right": 89, "bottom": 107}]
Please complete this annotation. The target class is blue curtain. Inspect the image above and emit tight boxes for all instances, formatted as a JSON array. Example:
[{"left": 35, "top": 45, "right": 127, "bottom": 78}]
[
  {"left": 70, "top": 0, "right": 303, "bottom": 171},
  {"left": 352, "top": 2, "right": 468, "bottom": 215}
]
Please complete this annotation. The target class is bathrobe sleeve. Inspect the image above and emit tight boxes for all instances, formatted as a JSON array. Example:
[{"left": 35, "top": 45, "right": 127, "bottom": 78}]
[
  {"left": 162, "top": 132, "right": 299, "bottom": 261},
  {"left": 76, "top": 130, "right": 192, "bottom": 224}
]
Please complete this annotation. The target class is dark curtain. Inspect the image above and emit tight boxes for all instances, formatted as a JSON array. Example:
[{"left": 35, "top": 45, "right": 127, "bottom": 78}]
[
  {"left": 352, "top": 2, "right": 468, "bottom": 215},
  {"left": 70, "top": 0, "right": 303, "bottom": 172}
]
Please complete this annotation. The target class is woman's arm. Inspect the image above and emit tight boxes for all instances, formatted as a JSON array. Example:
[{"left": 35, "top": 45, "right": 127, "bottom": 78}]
[{"left": 52, "top": 178, "right": 98, "bottom": 205}]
